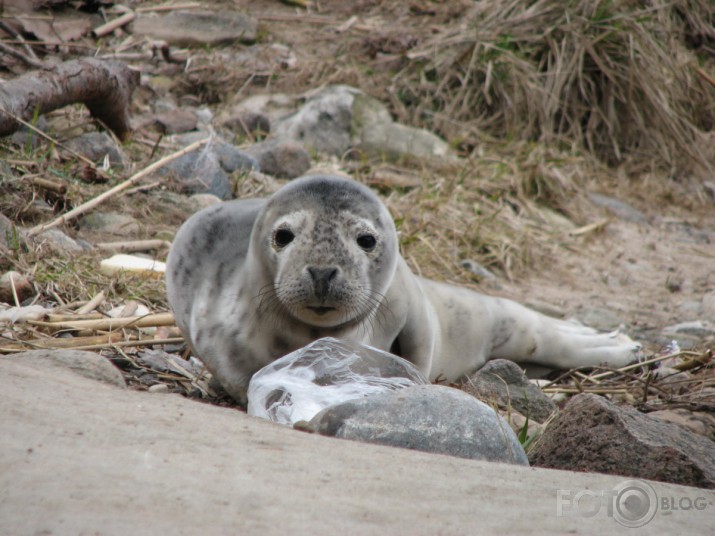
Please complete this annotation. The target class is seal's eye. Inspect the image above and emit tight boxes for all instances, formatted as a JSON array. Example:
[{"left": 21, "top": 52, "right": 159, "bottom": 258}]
[
  {"left": 274, "top": 228, "right": 295, "bottom": 248},
  {"left": 357, "top": 234, "right": 377, "bottom": 252}
]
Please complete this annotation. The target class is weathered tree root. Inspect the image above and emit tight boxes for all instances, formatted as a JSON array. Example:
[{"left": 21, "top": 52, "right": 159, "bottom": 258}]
[{"left": 0, "top": 58, "right": 139, "bottom": 141}]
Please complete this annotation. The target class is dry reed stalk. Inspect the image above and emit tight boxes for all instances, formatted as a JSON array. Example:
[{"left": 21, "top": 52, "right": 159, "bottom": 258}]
[
  {"left": 47, "top": 312, "right": 103, "bottom": 322},
  {"left": 76, "top": 291, "right": 106, "bottom": 315},
  {"left": 68, "top": 337, "right": 184, "bottom": 351},
  {"left": 95, "top": 240, "right": 172, "bottom": 253},
  {"left": 542, "top": 388, "right": 630, "bottom": 395},
  {"left": 28, "top": 312, "right": 175, "bottom": 332},
  {"left": 588, "top": 351, "right": 706, "bottom": 382},
  {"left": 0, "top": 332, "right": 128, "bottom": 353}
]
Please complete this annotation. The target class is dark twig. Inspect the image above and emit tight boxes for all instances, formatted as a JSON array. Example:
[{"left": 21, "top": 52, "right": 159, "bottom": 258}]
[{"left": 0, "top": 41, "right": 46, "bottom": 69}]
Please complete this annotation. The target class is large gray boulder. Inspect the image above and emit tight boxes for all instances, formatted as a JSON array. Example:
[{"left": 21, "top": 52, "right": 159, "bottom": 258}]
[
  {"left": 1, "top": 353, "right": 712, "bottom": 534},
  {"left": 308, "top": 384, "right": 529, "bottom": 465}
]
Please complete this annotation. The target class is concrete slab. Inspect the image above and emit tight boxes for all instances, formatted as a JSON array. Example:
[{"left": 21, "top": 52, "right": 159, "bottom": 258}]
[{"left": 1, "top": 356, "right": 712, "bottom": 535}]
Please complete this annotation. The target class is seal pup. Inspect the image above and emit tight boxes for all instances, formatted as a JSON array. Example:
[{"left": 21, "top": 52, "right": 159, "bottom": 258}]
[{"left": 167, "top": 175, "right": 641, "bottom": 404}]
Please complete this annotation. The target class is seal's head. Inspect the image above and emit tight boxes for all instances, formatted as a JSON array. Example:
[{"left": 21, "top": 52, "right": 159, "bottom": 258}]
[{"left": 251, "top": 175, "right": 398, "bottom": 328}]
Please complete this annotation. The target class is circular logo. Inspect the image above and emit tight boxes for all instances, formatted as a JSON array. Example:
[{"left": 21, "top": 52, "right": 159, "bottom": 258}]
[{"left": 612, "top": 480, "right": 658, "bottom": 528}]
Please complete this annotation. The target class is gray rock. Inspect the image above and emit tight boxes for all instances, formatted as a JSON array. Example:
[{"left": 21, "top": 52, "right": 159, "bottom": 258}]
[
  {"left": 132, "top": 11, "right": 258, "bottom": 46},
  {"left": 460, "top": 259, "right": 497, "bottom": 280},
  {"left": 80, "top": 212, "right": 140, "bottom": 236},
  {"left": 701, "top": 291, "right": 715, "bottom": 318},
  {"left": 244, "top": 138, "right": 311, "bottom": 179},
  {"left": 463, "top": 359, "right": 556, "bottom": 423},
  {"left": 574, "top": 306, "right": 625, "bottom": 332},
  {"left": 64, "top": 132, "right": 129, "bottom": 169},
  {"left": 353, "top": 91, "right": 453, "bottom": 161},
  {"left": 212, "top": 141, "right": 259, "bottom": 173},
  {"left": 662, "top": 320, "right": 715, "bottom": 339},
  {"left": 29, "top": 228, "right": 85, "bottom": 253},
  {"left": 587, "top": 192, "right": 649, "bottom": 224},
  {"left": 194, "top": 107, "right": 213, "bottom": 126},
  {"left": 529, "top": 393, "right": 715, "bottom": 488},
  {"left": 308, "top": 384, "right": 529, "bottom": 465},
  {"left": 276, "top": 85, "right": 358, "bottom": 156},
  {"left": 156, "top": 149, "right": 232, "bottom": 200},
  {"left": 13, "top": 349, "right": 126, "bottom": 387},
  {"left": 228, "top": 93, "right": 302, "bottom": 125},
  {"left": 273, "top": 85, "right": 453, "bottom": 162},
  {"left": 10, "top": 115, "right": 48, "bottom": 149}
]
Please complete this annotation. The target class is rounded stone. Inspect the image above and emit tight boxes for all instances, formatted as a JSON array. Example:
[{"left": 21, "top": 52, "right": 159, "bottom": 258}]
[{"left": 308, "top": 384, "right": 529, "bottom": 465}]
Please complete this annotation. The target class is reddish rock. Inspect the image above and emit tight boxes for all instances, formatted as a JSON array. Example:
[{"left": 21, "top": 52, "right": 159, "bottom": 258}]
[
  {"left": 0, "top": 271, "right": 33, "bottom": 304},
  {"left": 153, "top": 110, "right": 198, "bottom": 135},
  {"left": 529, "top": 393, "right": 715, "bottom": 489}
]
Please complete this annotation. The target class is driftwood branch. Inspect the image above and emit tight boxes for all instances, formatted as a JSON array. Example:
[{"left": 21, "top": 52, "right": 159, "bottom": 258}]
[{"left": 0, "top": 58, "right": 139, "bottom": 140}]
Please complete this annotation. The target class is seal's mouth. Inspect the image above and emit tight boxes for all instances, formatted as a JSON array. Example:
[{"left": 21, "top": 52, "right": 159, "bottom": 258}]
[{"left": 306, "top": 306, "right": 336, "bottom": 316}]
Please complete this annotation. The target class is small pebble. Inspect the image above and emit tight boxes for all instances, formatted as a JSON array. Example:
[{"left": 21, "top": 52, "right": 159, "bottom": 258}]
[
  {"left": 148, "top": 384, "right": 170, "bottom": 394},
  {"left": 665, "top": 273, "right": 684, "bottom": 293},
  {"left": 460, "top": 259, "right": 496, "bottom": 280}
]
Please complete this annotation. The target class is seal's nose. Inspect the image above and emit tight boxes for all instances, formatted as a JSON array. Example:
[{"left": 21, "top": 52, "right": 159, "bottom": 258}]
[{"left": 307, "top": 266, "right": 338, "bottom": 298}]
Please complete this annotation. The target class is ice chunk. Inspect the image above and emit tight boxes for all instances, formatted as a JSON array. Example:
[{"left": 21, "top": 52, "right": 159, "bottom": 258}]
[{"left": 247, "top": 337, "right": 428, "bottom": 425}]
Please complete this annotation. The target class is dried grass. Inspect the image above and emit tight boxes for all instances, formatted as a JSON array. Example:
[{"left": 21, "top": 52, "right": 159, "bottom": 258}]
[
  {"left": 540, "top": 349, "right": 714, "bottom": 413},
  {"left": 366, "top": 143, "right": 601, "bottom": 282},
  {"left": 392, "top": 0, "right": 715, "bottom": 176}
]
